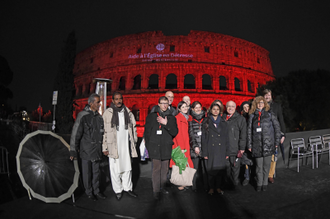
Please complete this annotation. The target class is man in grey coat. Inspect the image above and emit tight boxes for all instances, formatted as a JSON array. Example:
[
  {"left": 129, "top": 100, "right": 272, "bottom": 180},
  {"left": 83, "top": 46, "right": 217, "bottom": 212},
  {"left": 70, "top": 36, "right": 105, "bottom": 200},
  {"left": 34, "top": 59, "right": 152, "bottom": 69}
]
[{"left": 70, "top": 93, "right": 106, "bottom": 201}]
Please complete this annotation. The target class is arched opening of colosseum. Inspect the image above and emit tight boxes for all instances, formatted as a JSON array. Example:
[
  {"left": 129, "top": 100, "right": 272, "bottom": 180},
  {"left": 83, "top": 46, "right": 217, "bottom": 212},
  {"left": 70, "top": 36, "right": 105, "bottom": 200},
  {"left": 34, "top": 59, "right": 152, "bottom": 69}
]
[
  {"left": 148, "top": 74, "right": 158, "bottom": 89},
  {"left": 77, "top": 85, "right": 83, "bottom": 96},
  {"left": 184, "top": 74, "right": 195, "bottom": 89},
  {"left": 202, "top": 74, "right": 212, "bottom": 90},
  {"left": 234, "top": 78, "right": 241, "bottom": 91},
  {"left": 248, "top": 80, "right": 252, "bottom": 92},
  {"left": 133, "top": 75, "right": 141, "bottom": 90},
  {"left": 132, "top": 104, "right": 140, "bottom": 121},
  {"left": 219, "top": 76, "right": 227, "bottom": 90},
  {"left": 84, "top": 83, "right": 90, "bottom": 95},
  {"left": 119, "top": 76, "right": 126, "bottom": 91},
  {"left": 166, "top": 73, "right": 177, "bottom": 89},
  {"left": 107, "top": 79, "right": 112, "bottom": 94}
]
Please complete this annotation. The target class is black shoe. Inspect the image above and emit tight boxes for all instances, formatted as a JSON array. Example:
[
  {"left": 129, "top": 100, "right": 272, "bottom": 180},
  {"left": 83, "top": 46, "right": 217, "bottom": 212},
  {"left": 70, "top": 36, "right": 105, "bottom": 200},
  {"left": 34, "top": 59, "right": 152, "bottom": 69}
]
[
  {"left": 161, "top": 188, "right": 169, "bottom": 195},
  {"left": 96, "top": 193, "right": 106, "bottom": 200},
  {"left": 242, "top": 178, "right": 249, "bottom": 186},
  {"left": 153, "top": 192, "right": 160, "bottom": 200},
  {"left": 256, "top": 186, "right": 261, "bottom": 192},
  {"left": 87, "top": 195, "right": 97, "bottom": 201},
  {"left": 115, "top": 192, "right": 122, "bottom": 201},
  {"left": 126, "top": 190, "right": 137, "bottom": 198},
  {"left": 262, "top": 185, "right": 267, "bottom": 192}
]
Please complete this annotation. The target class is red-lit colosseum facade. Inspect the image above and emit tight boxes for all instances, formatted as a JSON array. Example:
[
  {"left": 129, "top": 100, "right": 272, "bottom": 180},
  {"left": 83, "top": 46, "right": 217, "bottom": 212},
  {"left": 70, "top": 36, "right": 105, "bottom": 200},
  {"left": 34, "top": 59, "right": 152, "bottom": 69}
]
[{"left": 73, "top": 30, "right": 275, "bottom": 137}]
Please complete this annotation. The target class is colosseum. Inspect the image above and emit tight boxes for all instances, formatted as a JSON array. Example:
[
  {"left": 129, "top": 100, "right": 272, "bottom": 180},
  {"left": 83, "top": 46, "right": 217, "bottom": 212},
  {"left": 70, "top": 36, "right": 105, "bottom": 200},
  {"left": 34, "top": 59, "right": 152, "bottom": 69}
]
[{"left": 73, "top": 30, "right": 275, "bottom": 136}]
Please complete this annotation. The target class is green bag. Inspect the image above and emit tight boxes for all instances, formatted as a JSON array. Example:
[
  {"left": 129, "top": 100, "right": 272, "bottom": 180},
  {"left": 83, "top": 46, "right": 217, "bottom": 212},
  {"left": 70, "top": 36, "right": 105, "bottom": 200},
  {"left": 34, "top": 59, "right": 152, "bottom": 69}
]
[{"left": 171, "top": 146, "right": 188, "bottom": 174}]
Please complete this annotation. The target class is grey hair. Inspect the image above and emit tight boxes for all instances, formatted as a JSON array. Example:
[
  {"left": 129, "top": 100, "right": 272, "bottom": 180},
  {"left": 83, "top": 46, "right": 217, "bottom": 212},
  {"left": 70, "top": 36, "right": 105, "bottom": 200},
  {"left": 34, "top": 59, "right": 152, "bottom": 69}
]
[
  {"left": 88, "top": 93, "right": 100, "bottom": 105},
  {"left": 226, "top": 100, "right": 236, "bottom": 108}
]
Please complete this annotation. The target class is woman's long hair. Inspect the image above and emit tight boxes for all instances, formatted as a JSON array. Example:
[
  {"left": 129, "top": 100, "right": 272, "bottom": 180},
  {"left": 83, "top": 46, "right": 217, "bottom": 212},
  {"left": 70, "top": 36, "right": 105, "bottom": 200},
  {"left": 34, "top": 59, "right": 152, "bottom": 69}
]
[{"left": 249, "top": 96, "right": 270, "bottom": 115}]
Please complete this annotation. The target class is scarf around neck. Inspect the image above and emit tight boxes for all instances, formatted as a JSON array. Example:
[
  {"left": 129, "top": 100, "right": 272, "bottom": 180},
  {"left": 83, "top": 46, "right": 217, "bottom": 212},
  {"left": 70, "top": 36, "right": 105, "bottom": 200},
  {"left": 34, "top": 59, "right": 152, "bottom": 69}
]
[
  {"left": 180, "top": 111, "right": 189, "bottom": 120},
  {"left": 110, "top": 102, "right": 130, "bottom": 130},
  {"left": 156, "top": 105, "right": 171, "bottom": 118},
  {"left": 191, "top": 110, "right": 205, "bottom": 121},
  {"left": 210, "top": 115, "right": 221, "bottom": 127}
]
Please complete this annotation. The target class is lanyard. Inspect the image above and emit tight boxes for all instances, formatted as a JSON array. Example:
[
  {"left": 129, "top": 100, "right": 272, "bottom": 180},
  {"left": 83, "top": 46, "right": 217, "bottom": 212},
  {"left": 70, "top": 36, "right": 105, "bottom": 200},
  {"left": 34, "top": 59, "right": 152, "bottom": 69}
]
[
  {"left": 194, "top": 118, "right": 203, "bottom": 129},
  {"left": 258, "top": 111, "right": 261, "bottom": 127},
  {"left": 157, "top": 113, "right": 161, "bottom": 129}
]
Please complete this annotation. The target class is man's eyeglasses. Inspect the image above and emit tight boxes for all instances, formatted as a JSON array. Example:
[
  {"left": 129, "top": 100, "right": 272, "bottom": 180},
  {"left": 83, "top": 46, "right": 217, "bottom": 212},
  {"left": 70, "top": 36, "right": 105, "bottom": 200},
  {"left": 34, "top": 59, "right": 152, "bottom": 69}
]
[{"left": 159, "top": 102, "right": 169, "bottom": 105}]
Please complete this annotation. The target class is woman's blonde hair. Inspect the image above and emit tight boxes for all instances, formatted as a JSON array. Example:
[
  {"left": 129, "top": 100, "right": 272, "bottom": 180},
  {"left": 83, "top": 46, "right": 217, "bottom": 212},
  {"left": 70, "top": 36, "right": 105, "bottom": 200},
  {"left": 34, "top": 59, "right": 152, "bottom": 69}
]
[{"left": 249, "top": 96, "right": 270, "bottom": 115}]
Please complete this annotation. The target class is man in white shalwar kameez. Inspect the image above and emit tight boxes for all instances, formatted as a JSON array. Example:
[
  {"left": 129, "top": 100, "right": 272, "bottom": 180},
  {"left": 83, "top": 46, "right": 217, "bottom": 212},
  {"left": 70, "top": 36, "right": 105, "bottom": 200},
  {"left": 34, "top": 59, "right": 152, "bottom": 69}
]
[{"left": 102, "top": 92, "right": 138, "bottom": 201}]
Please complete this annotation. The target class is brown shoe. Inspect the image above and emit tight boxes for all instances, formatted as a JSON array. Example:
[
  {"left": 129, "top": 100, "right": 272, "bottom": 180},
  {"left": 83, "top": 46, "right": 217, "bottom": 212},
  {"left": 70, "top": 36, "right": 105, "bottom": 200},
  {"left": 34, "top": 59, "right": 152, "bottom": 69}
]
[{"left": 268, "top": 177, "right": 274, "bottom": 184}]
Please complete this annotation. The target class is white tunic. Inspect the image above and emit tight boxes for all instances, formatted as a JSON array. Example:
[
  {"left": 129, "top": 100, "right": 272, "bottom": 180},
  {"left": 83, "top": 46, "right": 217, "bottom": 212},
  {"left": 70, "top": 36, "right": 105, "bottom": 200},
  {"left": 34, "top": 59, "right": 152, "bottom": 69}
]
[{"left": 112, "top": 109, "right": 131, "bottom": 173}]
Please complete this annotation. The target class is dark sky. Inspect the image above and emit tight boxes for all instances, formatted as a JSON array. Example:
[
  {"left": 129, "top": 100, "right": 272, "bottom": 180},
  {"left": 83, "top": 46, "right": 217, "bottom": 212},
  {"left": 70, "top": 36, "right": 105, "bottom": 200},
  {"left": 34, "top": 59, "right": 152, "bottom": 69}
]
[{"left": 1, "top": 1, "right": 329, "bottom": 111}]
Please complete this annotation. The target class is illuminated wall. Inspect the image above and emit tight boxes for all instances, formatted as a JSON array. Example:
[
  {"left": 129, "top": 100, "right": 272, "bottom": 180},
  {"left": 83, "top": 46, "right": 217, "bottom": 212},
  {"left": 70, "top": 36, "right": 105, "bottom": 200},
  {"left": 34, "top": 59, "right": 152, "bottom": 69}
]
[{"left": 73, "top": 30, "right": 275, "bottom": 137}]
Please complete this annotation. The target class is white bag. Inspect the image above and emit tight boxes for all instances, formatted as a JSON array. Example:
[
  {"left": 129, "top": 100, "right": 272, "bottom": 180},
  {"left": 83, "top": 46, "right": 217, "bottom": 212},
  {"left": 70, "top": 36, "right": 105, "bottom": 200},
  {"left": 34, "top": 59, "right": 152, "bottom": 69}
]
[{"left": 170, "top": 165, "right": 196, "bottom": 186}]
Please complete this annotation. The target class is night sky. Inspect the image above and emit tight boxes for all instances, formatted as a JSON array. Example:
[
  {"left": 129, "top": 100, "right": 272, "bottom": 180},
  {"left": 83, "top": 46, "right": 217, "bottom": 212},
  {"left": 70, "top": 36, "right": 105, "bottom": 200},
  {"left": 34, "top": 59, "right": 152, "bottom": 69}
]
[{"left": 1, "top": 1, "right": 329, "bottom": 112}]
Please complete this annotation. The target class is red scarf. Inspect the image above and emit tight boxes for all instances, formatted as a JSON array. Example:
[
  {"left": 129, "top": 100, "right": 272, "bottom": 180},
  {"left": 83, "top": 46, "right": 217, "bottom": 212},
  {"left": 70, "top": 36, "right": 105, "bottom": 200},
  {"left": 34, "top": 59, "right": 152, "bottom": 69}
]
[{"left": 258, "top": 111, "right": 262, "bottom": 126}]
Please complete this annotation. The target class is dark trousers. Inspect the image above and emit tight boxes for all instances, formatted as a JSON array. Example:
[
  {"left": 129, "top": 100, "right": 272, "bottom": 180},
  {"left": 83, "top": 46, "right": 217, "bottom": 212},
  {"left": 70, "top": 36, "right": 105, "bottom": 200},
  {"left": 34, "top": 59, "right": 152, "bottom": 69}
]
[
  {"left": 192, "top": 157, "right": 208, "bottom": 190},
  {"left": 152, "top": 159, "right": 169, "bottom": 192},
  {"left": 208, "top": 169, "right": 226, "bottom": 189},
  {"left": 81, "top": 159, "right": 100, "bottom": 196},
  {"left": 227, "top": 156, "right": 241, "bottom": 185}
]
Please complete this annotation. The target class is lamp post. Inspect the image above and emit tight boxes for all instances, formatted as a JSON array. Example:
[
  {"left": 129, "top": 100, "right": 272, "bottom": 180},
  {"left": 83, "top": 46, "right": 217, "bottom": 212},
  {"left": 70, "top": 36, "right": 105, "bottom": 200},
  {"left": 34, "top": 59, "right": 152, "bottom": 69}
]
[{"left": 93, "top": 78, "right": 112, "bottom": 115}]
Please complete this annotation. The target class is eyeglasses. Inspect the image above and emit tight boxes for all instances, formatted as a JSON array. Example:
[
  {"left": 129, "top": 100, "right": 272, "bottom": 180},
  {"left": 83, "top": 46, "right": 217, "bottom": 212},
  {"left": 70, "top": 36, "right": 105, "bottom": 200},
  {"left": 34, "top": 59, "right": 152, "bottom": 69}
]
[
  {"left": 258, "top": 102, "right": 264, "bottom": 105},
  {"left": 159, "top": 102, "right": 169, "bottom": 105}
]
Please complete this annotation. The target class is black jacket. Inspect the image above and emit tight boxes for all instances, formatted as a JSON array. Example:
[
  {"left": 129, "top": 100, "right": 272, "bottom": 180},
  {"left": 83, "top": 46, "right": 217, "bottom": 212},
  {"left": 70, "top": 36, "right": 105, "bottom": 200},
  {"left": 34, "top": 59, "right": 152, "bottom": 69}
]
[
  {"left": 222, "top": 111, "right": 247, "bottom": 156},
  {"left": 269, "top": 101, "right": 286, "bottom": 136},
  {"left": 188, "top": 111, "right": 205, "bottom": 158},
  {"left": 201, "top": 116, "right": 229, "bottom": 171},
  {"left": 70, "top": 105, "right": 104, "bottom": 161},
  {"left": 144, "top": 108, "right": 178, "bottom": 160},
  {"left": 247, "top": 109, "right": 281, "bottom": 158}
]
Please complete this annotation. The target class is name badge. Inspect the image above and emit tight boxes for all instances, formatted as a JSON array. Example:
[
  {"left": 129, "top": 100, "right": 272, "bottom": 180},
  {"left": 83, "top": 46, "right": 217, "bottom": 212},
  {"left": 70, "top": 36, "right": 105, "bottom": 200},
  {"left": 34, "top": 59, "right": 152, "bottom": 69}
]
[
  {"left": 256, "top": 127, "right": 262, "bottom": 132},
  {"left": 197, "top": 131, "right": 202, "bottom": 136},
  {"left": 157, "top": 130, "right": 162, "bottom": 135}
]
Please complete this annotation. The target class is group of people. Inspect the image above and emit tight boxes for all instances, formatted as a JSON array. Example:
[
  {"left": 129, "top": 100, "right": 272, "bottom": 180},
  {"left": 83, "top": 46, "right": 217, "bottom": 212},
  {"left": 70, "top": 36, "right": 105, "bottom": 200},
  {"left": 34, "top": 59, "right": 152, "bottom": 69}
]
[{"left": 70, "top": 88, "right": 286, "bottom": 201}]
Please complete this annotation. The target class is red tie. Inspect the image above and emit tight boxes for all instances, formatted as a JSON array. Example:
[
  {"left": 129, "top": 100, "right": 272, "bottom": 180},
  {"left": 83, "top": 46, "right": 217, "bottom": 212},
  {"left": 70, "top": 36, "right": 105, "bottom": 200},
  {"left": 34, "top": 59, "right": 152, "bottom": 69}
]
[{"left": 258, "top": 111, "right": 262, "bottom": 126}]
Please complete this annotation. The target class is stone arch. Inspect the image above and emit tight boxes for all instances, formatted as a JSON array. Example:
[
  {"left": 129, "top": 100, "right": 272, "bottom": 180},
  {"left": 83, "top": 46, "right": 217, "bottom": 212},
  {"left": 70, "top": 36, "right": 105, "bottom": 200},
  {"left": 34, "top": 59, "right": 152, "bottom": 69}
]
[
  {"left": 219, "top": 76, "right": 227, "bottom": 90},
  {"left": 148, "top": 74, "right": 159, "bottom": 89},
  {"left": 84, "top": 83, "right": 90, "bottom": 95},
  {"left": 184, "top": 74, "right": 195, "bottom": 89},
  {"left": 77, "top": 84, "right": 83, "bottom": 96},
  {"left": 132, "top": 104, "right": 140, "bottom": 121},
  {"left": 202, "top": 74, "right": 212, "bottom": 90},
  {"left": 247, "top": 80, "right": 253, "bottom": 92},
  {"left": 234, "top": 77, "right": 241, "bottom": 91},
  {"left": 119, "top": 76, "right": 126, "bottom": 91},
  {"left": 166, "top": 73, "right": 177, "bottom": 89},
  {"left": 133, "top": 74, "right": 141, "bottom": 90},
  {"left": 107, "top": 79, "right": 112, "bottom": 94}
]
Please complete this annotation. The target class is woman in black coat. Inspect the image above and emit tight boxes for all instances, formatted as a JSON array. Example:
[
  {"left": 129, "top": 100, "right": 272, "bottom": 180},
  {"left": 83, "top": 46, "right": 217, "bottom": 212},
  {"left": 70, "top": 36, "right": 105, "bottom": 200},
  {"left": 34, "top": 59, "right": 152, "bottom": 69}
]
[
  {"left": 247, "top": 96, "right": 281, "bottom": 192},
  {"left": 189, "top": 101, "right": 206, "bottom": 191},
  {"left": 202, "top": 103, "right": 229, "bottom": 195}
]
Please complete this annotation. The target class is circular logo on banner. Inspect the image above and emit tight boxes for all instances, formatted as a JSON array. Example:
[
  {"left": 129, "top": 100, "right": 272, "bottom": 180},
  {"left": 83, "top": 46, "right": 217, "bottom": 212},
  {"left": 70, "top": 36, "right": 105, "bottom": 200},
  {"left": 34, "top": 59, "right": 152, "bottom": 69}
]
[{"left": 156, "top": 43, "right": 165, "bottom": 51}]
